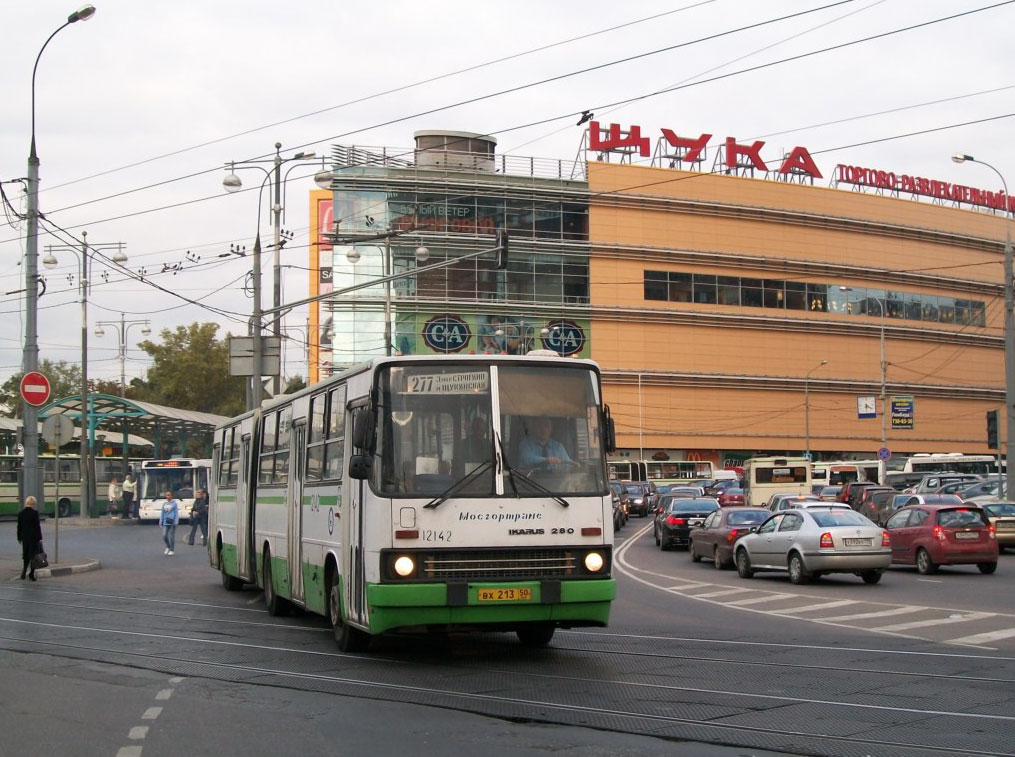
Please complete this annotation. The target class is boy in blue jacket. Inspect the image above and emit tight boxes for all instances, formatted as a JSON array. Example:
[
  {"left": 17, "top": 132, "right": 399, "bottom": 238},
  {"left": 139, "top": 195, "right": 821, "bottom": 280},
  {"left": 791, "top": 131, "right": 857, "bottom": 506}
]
[{"left": 159, "top": 490, "right": 180, "bottom": 555}]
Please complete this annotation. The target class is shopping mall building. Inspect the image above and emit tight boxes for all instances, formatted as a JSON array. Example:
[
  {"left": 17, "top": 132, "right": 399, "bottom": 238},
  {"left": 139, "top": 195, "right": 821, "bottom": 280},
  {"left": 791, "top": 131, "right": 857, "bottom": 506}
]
[{"left": 307, "top": 124, "right": 1009, "bottom": 471}]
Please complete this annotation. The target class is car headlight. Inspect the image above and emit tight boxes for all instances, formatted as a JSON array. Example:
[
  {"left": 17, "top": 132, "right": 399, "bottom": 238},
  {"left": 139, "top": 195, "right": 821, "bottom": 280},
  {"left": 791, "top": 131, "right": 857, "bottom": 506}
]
[
  {"left": 584, "top": 551, "right": 605, "bottom": 573},
  {"left": 393, "top": 555, "right": 416, "bottom": 577}
]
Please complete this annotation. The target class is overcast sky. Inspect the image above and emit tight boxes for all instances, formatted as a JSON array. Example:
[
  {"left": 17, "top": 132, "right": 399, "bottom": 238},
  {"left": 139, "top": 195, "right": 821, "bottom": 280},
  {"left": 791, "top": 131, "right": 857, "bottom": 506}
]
[{"left": 2, "top": 0, "right": 1012, "bottom": 392}]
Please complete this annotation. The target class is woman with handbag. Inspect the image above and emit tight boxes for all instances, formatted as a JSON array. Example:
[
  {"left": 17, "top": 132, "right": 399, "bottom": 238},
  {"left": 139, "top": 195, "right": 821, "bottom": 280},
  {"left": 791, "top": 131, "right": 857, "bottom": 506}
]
[{"left": 16, "top": 495, "right": 43, "bottom": 581}]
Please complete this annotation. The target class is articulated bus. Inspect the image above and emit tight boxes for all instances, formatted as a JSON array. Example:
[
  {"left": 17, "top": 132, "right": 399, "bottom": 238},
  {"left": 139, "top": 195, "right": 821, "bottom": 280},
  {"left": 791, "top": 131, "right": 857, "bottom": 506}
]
[
  {"left": 210, "top": 354, "right": 617, "bottom": 652},
  {"left": 901, "top": 453, "right": 998, "bottom": 476},
  {"left": 0, "top": 454, "right": 145, "bottom": 517},
  {"left": 138, "top": 458, "right": 211, "bottom": 521},
  {"left": 607, "top": 459, "right": 714, "bottom": 484},
  {"left": 742, "top": 456, "right": 812, "bottom": 508}
]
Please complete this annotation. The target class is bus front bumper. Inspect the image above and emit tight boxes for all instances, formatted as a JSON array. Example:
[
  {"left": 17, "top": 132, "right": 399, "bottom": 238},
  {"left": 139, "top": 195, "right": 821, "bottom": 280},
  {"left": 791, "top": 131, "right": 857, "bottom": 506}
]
[{"left": 365, "top": 578, "right": 616, "bottom": 635}]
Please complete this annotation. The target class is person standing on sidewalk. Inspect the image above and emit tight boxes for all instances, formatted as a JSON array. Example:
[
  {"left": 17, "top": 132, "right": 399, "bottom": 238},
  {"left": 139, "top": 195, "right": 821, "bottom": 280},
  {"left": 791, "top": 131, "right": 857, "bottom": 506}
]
[
  {"left": 187, "top": 488, "right": 208, "bottom": 546},
  {"left": 121, "top": 470, "right": 136, "bottom": 519},
  {"left": 108, "top": 477, "right": 123, "bottom": 517},
  {"left": 159, "top": 490, "right": 180, "bottom": 556},
  {"left": 17, "top": 496, "right": 43, "bottom": 581}
]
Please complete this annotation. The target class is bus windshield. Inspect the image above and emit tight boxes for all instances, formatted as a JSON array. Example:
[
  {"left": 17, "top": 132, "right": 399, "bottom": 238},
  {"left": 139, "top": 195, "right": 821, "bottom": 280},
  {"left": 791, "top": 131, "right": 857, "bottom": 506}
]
[
  {"left": 142, "top": 466, "right": 206, "bottom": 500},
  {"left": 374, "top": 362, "right": 608, "bottom": 497}
]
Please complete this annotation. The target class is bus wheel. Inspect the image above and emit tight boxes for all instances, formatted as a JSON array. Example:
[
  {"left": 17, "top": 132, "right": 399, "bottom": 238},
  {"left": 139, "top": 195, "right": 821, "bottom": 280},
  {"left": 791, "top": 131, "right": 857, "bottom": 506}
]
[
  {"left": 219, "top": 547, "right": 243, "bottom": 591},
  {"left": 58, "top": 499, "right": 71, "bottom": 518},
  {"left": 262, "top": 549, "right": 288, "bottom": 616},
  {"left": 327, "top": 571, "right": 370, "bottom": 653},
  {"left": 516, "top": 623, "right": 555, "bottom": 648}
]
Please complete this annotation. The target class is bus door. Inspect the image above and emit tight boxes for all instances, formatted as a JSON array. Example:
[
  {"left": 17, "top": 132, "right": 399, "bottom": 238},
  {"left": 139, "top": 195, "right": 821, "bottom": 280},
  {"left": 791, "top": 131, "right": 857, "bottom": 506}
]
[
  {"left": 344, "top": 401, "right": 369, "bottom": 627},
  {"left": 286, "top": 423, "right": 307, "bottom": 603},
  {"left": 237, "top": 434, "right": 252, "bottom": 581}
]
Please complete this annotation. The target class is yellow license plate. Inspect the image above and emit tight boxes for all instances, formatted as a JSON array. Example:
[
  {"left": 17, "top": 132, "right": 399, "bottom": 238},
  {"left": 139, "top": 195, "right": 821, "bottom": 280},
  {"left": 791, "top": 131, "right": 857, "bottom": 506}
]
[{"left": 477, "top": 587, "right": 532, "bottom": 602}]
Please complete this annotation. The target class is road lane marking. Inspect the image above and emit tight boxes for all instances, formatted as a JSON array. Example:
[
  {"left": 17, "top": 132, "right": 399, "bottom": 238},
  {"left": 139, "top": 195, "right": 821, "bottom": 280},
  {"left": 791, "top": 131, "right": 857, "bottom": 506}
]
[
  {"left": 665, "top": 582, "right": 711, "bottom": 591},
  {"left": 141, "top": 707, "right": 162, "bottom": 720},
  {"left": 774, "top": 600, "right": 857, "bottom": 614},
  {"left": 724, "top": 593, "right": 796, "bottom": 606},
  {"left": 128, "top": 727, "right": 149, "bottom": 740},
  {"left": 946, "top": 628, "right": 1015, "bottom": 645},
  {"left": 689, "top": 588, "right": 754, "bottom": 598},
  {"left": 155, "top": 688, "right": 173, "bottom": 700},
  {"left": 116, "top": 748, "right": 142, "bottom": 757},
  {"left": 872, "top": 613, "right": 995, "bottom": 632},
  {"left": 818, "top": 606, "right": 922, "bottom": 622}
]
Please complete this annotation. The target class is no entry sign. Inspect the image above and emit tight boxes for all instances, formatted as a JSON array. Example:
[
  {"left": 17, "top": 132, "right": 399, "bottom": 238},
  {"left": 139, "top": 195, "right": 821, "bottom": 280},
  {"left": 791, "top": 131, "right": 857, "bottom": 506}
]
[{"left": 20, "top": 371, "right": 51, "bottom": 407}]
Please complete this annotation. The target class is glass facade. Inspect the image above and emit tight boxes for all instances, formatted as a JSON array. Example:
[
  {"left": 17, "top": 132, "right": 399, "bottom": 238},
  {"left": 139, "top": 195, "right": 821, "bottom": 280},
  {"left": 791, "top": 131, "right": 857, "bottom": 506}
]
[{"left": 644, "top": 270, "right": 987, "bottom": 327}]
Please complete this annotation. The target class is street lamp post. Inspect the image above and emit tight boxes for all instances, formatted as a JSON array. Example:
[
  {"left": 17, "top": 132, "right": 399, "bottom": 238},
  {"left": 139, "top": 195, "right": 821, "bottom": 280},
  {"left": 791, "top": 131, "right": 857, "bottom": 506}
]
[
  {"left": 804, "top": 359, "right": 828, "bottom": 460},
  {"left": 94, "top": 314, "right": 152, "bottom": 397},
  {"left": 952, "top": 153, "right": 1014, "bottom": 498},
  {"left": 21, "top": 4, "right": 96, "bottom": 506},
  {"left": 42, "top": 231, "right": 125, "bottom": 518},
  {"left": 222, "top": 144, "right": 321, "bottom": 398}
]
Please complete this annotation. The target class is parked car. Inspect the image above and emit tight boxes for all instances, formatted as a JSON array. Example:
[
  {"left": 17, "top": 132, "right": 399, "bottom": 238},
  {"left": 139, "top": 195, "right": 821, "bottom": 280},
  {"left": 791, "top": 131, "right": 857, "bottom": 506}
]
[
  {"left": 733, "top": 508, "right": 891, "bottom": 584},
  {"left": 608, "top": 481, "right": 630, "bottom": 528},
  {"left": 624, "top": 482, "right": 656, "bottom": 517},
  {"left": 958, "top": 479, "right": 1006, "bottom": 502},
  {"left": 856, "top": 487, "right": 895, "bottom": 524},
  {"left": 654, "top": 497, "right": 720, "bottom": 550},
  {"left": 885, "top": 471, "right": 927, "bottom": 492},
  {"left": 768, "top": 493, "right": 820, "bottom": 512},
  {"left": 688, "top": 507, "right": 770, "bottom": 569},
  {"left": 666, "top": 486, "right": 706, "bottom": 500},
  {"left": 818, "top": 485, "right": 842, "bottom": 502},
  {"left": 935, "top": 479, "right": 990, "bottom": 496},
  {"left": 610, "top": 487, "right": 624, "bottom": 532},
  {"left": 981, "top": 502, "right": 1015, "bottom": 551},
  {"left": 895, "top": 494, "right": 964, "bottom": 508},
  {"left": 838, "top": 480, "right": 876, "bottom": 506},
  {"left": 884, "top": 504, "right": 998, "bottom": 574},
  {"left": 910, "top": 473, "right": 982, "bottom": 495},
  {"left": 717, "top": 487, "right": 745, "bottom": 507},
  {"left": 793, "top": 502, "right": 852, "bottom": 510},
  {"left": 704, "top": 478, "right": 740, "bottom": 497},
  {"left": 847, "top": 482, "right": 883, "bottom": 510}
]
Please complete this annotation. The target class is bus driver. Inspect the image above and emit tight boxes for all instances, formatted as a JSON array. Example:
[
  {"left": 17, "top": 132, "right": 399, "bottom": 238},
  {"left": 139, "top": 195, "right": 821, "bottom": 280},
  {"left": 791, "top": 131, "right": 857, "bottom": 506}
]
[{"left": 519, "top": 418, "right": 574, "bottom": 471}]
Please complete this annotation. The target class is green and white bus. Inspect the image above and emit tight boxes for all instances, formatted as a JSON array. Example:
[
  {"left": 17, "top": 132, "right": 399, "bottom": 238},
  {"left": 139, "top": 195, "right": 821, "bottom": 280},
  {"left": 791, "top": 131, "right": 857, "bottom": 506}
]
[
  {"left": 0, "top": 454, "right": 145, "bottom": 517},
  {"left": 210, "top": 354, "right": 617, "bottom": 651}
]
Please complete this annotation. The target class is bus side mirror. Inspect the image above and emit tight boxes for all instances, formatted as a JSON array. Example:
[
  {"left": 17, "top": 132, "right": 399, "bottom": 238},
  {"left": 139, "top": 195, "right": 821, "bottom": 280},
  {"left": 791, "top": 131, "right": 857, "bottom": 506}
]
[
  {"left": 602, "top": 405, "right": 616, "bottom": 453},
  {"left": 348, "top": 454, "right": 373, "bottom": 480}
]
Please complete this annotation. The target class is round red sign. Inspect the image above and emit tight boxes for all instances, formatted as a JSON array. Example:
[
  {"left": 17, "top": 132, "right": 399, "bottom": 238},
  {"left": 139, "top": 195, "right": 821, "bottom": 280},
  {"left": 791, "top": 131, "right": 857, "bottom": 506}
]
[{"left": 19, "top": 371, "right": 51, "bottom": 407}]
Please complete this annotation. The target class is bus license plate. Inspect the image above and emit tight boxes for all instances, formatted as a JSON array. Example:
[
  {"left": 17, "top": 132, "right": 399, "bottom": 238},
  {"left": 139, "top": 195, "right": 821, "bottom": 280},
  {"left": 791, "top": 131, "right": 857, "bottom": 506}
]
[{"left": 477, "top": 587, "right": 532, "bottom": 602}]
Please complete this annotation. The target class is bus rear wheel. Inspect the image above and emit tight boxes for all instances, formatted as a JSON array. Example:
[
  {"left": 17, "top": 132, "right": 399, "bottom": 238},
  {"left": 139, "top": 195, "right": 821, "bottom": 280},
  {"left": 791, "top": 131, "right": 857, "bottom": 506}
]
[
  {"left": 262, "top": 549, "right": 289, "bottom": 616},
  {"left": 219, "top": 546, "right": 243, "bottom": 591},
  {"left": 58, "top": 499, "right": 71, "bottom": 518},
  {"left": 516, "top": 622, "right": 555, "bottom": 648},
  {"left": 327, "top": 570, "right": 370, "bottom": 653}
]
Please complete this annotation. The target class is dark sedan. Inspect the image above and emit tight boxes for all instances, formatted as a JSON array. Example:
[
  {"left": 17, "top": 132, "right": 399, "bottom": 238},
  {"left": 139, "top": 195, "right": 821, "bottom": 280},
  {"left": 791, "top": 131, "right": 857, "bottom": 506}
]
[
  {"left": 689, "top": 506, "right": 770, "bottom": 568},
  {"left": 654, "top": 496, "right": 720, "bottom": 550}
]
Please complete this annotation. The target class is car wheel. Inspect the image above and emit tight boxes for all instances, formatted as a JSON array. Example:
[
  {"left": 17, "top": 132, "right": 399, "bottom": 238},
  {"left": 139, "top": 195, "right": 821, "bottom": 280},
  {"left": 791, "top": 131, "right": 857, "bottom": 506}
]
[
  {"left": 916, "top": 548, "right": 938, "bottom": 575},
  {"left": 860, "top": 570, "right": 883, "bottom": 584},
  {"left": 689, "top": 540, "right": 701, "bottom": 562},
  {"left": 713, "top": 547, "right": 725, "bottom": 570},
  {"left": 977, "top": 562, "right": 997, "bottom": 575},
  {"left": 788, "top": 553, "right": 810, "bottom": 585},
  {"left": 736, "top": 548, "right": 754, "bottom": 578}
]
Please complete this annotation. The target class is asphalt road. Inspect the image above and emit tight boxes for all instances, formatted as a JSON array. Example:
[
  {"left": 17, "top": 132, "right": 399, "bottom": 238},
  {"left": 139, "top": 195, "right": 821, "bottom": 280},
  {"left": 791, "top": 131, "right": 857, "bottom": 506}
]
[{"left": 1, "top": 518, "right": 1013, "bottom": 757}]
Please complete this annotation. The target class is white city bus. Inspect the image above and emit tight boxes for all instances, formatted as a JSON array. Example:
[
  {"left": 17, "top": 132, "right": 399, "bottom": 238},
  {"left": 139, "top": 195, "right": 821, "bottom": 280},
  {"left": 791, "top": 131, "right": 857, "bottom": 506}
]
[
  {"left": 210, "top": 354, "right": 618, "bottom": 652},
  {"left": 742, "top": 456, "right": 812, "bottom": 508},
  {"left": 901, "top": 453, "right": 998, "bottom": 476},
  {"left": 138, "top": 458, "right": 211, "bottom": 521}
]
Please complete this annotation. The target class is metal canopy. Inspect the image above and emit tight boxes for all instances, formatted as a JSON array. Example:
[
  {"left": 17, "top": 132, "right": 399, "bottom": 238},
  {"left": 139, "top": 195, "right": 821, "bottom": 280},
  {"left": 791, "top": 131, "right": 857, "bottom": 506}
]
[{"left": 38, "top": 394, "right": 227, "bottom": 457}]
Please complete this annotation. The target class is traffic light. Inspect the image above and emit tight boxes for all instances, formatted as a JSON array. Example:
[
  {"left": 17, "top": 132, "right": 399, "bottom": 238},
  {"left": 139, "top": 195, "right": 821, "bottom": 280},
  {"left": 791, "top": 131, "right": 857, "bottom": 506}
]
[
  {"left": 496, "top": 229, "right": 509, "bottom": 270},
  {"left": 986, "top": 409, "right": 999, "bottom": 450}
]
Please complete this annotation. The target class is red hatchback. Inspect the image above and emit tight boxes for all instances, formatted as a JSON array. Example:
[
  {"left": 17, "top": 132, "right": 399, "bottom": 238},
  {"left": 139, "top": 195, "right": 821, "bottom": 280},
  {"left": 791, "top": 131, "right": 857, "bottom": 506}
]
[
  {"left": 884, "top": 504, "right": 998, "bottom": 574},
  {"left": 717, "top": 487, "right": 745, "bottom": 507}
]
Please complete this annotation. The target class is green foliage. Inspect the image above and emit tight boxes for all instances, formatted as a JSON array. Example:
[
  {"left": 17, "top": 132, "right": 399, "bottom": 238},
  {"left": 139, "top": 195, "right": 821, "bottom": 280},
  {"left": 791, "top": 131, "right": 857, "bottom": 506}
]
[
  {"left": 132, "top": 322, "right": 245, "bottom": 417},
  {"left": 1, "top": 359, "right": 83, "bottom": 418},
  {"left": 283, "top": 375, "right": 307, "bottom": 394}
]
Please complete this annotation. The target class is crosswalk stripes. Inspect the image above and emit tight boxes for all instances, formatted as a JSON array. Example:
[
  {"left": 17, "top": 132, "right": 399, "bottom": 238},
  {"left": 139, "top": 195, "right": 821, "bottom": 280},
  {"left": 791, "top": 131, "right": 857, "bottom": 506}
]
[
  {"left": 945, "top": 628, "right": 1015, "bottom": 645},
  {"left": 871, "top": 612, "right": 995, "bottom": 633},
  {"left": 772, "top": 599, "right": 857, "bottom": 614}
]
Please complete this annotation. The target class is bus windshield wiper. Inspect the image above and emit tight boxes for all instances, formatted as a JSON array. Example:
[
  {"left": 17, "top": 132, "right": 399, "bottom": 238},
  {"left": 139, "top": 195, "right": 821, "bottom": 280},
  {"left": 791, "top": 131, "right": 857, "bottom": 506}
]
[
  {"left": 496, "top": 434, "right": 570, "bottom": 508},
  {"left": 423, "top": 460, "right": 495, "bottom": 510}
]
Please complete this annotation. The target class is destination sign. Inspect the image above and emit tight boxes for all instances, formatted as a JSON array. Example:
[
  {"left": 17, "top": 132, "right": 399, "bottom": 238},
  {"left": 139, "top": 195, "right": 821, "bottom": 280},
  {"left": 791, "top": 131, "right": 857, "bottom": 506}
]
[{"left": 406, "top": 371, "right": 489, "bottom": 394}]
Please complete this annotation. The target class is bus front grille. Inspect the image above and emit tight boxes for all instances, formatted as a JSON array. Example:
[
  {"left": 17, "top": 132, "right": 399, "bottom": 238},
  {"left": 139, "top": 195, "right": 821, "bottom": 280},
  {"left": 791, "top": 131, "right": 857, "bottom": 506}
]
[{"left": 422, "top": 549, "right": 577, "bottom": 580}]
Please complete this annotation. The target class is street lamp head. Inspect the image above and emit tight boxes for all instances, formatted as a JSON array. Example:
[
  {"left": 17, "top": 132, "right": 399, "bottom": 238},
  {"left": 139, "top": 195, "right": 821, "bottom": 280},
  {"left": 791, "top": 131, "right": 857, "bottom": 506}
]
[
  {"left": 952, "top": 153, "right": 974, "bottom": 164},
  {"left": 346, "top": 248, "right": 361, "bottom": 263},
  {"left": 42, "top": 253, "right": 59, "bottom": 269},
  {"left": 111, "top": 249, "right": 127, "bottom": 264},
  {"left": 94, "top": 325, "right": 104, "bottom": 337},
  {"left": 68, "top": 5, "right": 96, "bottom": 23},
  {"left": 414, "top": 245, "right": 429, "bottom": 263},
  {"left": 141, "top": 324, "right": 151, "bottom": 336},
  {"left": 293, "top": 151, "right": 316, "bottom": 160},
  {"left": 314, "top": 170, "right": 334, "bottom": 190},
  {"left": 222, "top": 173, "right": 243, "bottom": 193}
]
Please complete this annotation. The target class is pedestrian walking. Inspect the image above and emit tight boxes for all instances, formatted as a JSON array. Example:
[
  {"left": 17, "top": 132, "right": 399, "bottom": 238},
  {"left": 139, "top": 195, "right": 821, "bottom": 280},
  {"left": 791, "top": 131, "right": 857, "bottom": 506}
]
[
  {"left": 108, "top": 476, "right": 123, "bottom": 517},
  {"left": 159, "top": 490, "right": 180, "bottom": 555},
  {"left": 187, "top": 488, "right": 208, "bottom": 546},
  {"left": 16, "top": 496, "right": 44, "bottom": 581},
  {"left": 121, "top": 470, "right": 136, "bottom": 519}
]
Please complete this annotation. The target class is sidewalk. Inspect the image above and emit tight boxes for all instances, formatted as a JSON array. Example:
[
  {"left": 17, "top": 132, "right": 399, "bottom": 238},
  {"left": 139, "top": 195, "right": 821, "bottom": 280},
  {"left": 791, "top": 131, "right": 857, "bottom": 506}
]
[{"left": 1, "top": 514, "right": 115, "bottom": 580}]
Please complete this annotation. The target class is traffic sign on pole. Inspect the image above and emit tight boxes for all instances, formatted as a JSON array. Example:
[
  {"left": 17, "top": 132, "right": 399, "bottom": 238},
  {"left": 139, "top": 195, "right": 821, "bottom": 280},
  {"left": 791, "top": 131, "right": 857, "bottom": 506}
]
[
  {"left": 877, "top": 447, "right": 891, "bottom": 462},
  {"left": 19, "top": 372, "right": 51, "bottom": 407}
]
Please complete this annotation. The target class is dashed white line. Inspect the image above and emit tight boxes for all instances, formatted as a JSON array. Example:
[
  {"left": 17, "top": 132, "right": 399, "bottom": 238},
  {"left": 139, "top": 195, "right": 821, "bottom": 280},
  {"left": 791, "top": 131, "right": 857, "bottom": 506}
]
[
  {"left": 946, "top": 628, "right": 1015, "bottom": 645},
  {"left": 773, "top": 600, "right": 857, "bottom": 615},
  {"left": 155, "top": 688, "right": 173, "bottom": 701},
  {"left": 141, "top": 707, "right": 162, "bottom": 720},
  {"left": 872, "top": 613, "right": 995, "bottom": 633},
  {"left": 116, "top": 748, "right": 143, "bottom": 757},
  {"left": 128, "top": 727, "right": 149, "bottom": 740}
]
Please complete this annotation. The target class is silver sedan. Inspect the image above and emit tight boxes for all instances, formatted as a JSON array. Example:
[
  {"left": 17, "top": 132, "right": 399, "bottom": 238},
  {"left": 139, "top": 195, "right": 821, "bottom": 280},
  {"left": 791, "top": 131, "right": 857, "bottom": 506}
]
[{"left": 733, "top": 508, "right": 891, "bottom": 585}]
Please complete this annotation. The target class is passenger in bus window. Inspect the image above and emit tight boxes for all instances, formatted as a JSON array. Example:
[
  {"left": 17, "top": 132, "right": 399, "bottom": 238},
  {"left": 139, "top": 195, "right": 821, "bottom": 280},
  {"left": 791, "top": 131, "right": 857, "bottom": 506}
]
[{"left": 518, "top": 418, "right": 574, "bottom": 471}]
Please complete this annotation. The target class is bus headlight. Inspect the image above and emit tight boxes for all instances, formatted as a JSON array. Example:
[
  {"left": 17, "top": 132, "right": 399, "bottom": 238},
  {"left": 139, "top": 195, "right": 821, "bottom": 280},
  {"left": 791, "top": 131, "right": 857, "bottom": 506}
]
[
  {"left": 584, "top": 551, "right": 605, "bottom": 573},
  {"left": 393, "top": 555, "right": 416, "bottom": 578}
]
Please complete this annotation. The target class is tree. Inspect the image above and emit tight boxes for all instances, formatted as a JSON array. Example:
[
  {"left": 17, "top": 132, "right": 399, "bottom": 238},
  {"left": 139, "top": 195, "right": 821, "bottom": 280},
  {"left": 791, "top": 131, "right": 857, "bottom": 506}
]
[
  {"left": 283, "top": 375, "right": 307, "bottom": 394},
  {"left": 133, "top": 322, "right": 245, "bottom": 417},
  {"left": 0, "top": 359, "right": 83, "bottom": 418}
]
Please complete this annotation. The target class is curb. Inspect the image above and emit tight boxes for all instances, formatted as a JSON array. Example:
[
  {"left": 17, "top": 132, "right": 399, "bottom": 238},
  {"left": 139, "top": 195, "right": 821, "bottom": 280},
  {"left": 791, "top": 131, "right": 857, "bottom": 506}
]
[{"left": 33, "top": 559, "right": 102, "bottom": 579}]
